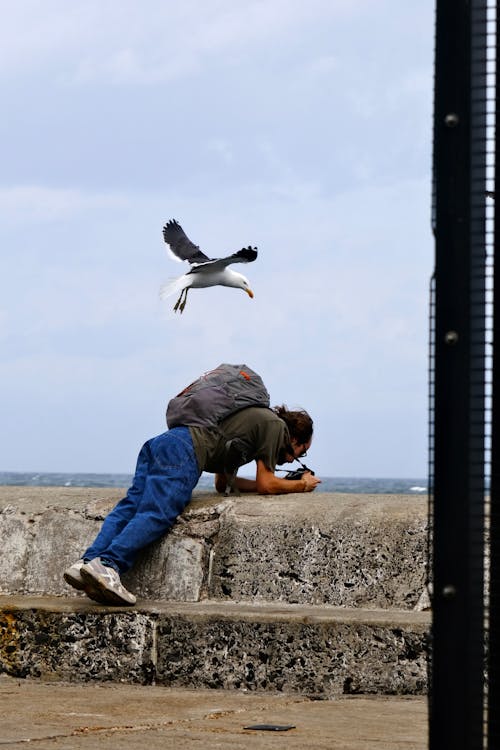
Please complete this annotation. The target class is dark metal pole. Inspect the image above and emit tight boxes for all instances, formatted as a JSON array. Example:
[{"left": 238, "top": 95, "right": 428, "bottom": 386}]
[
  {"left": 430, "top": 0, "right": 487, "bottom": 747},
  {"left": 488, "top": 4, "right": 500, "bottom": 744}
]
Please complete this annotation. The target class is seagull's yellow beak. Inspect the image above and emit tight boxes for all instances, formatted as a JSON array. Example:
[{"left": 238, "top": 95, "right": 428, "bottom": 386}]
[{"left": 246, "top": 288, "right": 254, "bottom": 299}]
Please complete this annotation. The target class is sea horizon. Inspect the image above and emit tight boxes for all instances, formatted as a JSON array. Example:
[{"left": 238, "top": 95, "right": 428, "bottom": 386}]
[{"left": 0, "top": 470, "right": 428, "bottom": 494}]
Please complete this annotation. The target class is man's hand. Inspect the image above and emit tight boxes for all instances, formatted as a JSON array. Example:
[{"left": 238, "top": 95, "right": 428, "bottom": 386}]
[{"left": 301, "top": 470, "right": 322, "bottom": 492}]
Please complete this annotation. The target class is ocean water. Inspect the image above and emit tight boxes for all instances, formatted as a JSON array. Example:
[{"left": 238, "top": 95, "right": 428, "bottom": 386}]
[{"left": 0, "top": 471, "right": 427, "bottom": 494}]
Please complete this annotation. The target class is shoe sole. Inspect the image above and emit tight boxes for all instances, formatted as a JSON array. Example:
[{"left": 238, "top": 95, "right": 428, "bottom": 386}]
[
  {"left": 63, "top": 570, "right": 86, "bottom": 591},
  {"left": 80, "top": 567, "right": 136, "bottom": 606}
]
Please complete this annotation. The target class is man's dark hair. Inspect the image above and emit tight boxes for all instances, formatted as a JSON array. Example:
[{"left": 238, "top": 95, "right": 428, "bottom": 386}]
[{"left": 272, "top": 404, "right": 314, "bottom": 443}]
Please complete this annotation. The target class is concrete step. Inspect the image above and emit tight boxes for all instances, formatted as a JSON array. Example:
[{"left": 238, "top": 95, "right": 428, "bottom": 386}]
[
  {"left": 0, "top": 595, "right": 430, "bottom": 697},
  {"left": 0, "top": 487, "right": 428, "bottom": 609}
]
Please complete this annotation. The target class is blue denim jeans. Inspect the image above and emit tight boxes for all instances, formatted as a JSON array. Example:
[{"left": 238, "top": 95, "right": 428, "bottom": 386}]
[{"left": 83, "top": 427, "right": 201, "bottom": 573}]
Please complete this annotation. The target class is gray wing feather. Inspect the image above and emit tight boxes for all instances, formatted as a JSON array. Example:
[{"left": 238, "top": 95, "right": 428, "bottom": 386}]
[
  {"left": 162, "top": 220, "right": 211, "bottom": 263},
  {"left": 190, "top": 246, "right": 258, "bottom": 273}
]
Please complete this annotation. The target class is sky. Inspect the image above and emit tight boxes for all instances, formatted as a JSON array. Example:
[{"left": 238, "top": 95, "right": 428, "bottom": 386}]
[{"left": 0, "top": 1, "right": 434, "bottom": 479}]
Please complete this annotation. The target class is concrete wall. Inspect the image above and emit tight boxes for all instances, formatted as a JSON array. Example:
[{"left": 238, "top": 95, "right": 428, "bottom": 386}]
[
  {"left": 0, "top": 488, "right": 430, "bottom": 695},
  {"left": 0, "top": 488, "right": 428, "bottom": 609}
]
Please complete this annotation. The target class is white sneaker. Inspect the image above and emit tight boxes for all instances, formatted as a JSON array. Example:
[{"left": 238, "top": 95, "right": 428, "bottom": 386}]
[
  {"left": 80, "top": 558, "right": 136, "bottom": 606},
  {"left": 64, "top": 558, "right": 110, "bottom": 604},
  {"left": 63, "top": 559, "right": 86, "bottom": 591}
]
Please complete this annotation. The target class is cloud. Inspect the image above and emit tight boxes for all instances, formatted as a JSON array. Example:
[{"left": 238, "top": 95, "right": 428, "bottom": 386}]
[
  {"left": 206, "top": 139, "right": 235, "bottom": 165},
  {"left": 0, "top": 185, "right": 129, "bottom": 223},
  {"left": 0, "top": 1, "right": 360, "bottom": 85}
]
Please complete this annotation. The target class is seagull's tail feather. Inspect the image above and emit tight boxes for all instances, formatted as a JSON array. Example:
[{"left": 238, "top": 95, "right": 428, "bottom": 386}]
[{"left": 159, "top": 275, "right": 189, "bottom": 301}]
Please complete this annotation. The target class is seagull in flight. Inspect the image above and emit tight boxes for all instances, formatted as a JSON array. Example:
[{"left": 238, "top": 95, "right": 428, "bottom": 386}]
[{"left": 160, "top": 219, "right": 257, "bottom": 313}]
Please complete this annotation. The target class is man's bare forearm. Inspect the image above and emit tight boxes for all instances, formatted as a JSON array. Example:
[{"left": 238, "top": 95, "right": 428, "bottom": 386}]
[{"left": 215, "top": 474, "right": 257, "bottom": 493}]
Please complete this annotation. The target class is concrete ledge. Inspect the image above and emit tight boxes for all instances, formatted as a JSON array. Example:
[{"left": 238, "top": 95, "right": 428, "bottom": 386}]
[
  {"left": 0, "top": 595, "right": 429, "bottom": 696},
  {"left": 0, "top": 488, "right": 428, "bottom": 609}
]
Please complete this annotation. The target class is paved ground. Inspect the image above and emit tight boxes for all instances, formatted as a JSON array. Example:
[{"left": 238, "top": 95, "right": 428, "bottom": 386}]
[{"left": 0, "top": 677, "right": 428, "bottom": 749}]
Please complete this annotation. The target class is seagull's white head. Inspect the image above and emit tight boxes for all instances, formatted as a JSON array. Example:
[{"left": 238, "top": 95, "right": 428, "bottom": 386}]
[
  {"left": 228, "top": 271, "right": 254, "bottom": 298},
  {"left": 239, "top": 274, "right": 254, "bottom": 298},
  {"left": 241, "top": 276, "right": 253, "bottom": 299}
]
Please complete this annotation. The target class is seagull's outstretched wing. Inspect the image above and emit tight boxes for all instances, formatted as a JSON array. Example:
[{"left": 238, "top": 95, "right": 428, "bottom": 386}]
[
  {"left": 191, "top": 246, "right": 258, "bottom": 274},
  {"left": 163, "top": 219, "right": 211, "bottom": 264}
]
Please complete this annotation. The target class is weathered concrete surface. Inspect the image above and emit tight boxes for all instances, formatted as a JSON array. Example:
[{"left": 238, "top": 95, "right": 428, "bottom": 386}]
[
  {"left": 0, "top": 487, "right": 428, "bottom": 609},
  {"left": 208, "top": 493, "right": 427, "bottom": 608},
  {"left": 0, "top": 676, "right": 428, "bottom": 749},
  {"left": 0, "top": 595, "right": 429, "bottom": 696}
]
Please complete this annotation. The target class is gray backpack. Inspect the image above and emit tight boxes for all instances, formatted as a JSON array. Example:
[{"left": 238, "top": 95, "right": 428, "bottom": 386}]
[{"left": 166, "top": 363, "right": 270, "bottom": 429}]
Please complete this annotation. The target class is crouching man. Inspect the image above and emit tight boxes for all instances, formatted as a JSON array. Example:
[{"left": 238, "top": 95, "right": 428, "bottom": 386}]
[{"left": 64, "top": 403, "right": 320, "bottom": 606}]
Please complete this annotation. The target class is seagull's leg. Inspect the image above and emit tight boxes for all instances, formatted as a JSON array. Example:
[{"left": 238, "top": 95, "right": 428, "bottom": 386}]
[
  {"left": 173, "top": 291, "right": 184, "bottom": 313},
  {"left": 179, "top": 288, "right": 189, "bottom": 313}
]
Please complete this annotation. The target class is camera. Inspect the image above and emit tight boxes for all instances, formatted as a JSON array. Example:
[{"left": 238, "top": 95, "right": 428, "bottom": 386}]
[{"left": 284, "top": 466, "right": 315, "bottom": 480}]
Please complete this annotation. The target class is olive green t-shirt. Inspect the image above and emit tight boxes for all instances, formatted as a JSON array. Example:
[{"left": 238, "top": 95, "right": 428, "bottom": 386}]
[{"left": 189, "top": 407, "right": 288, "bottom": 474}]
